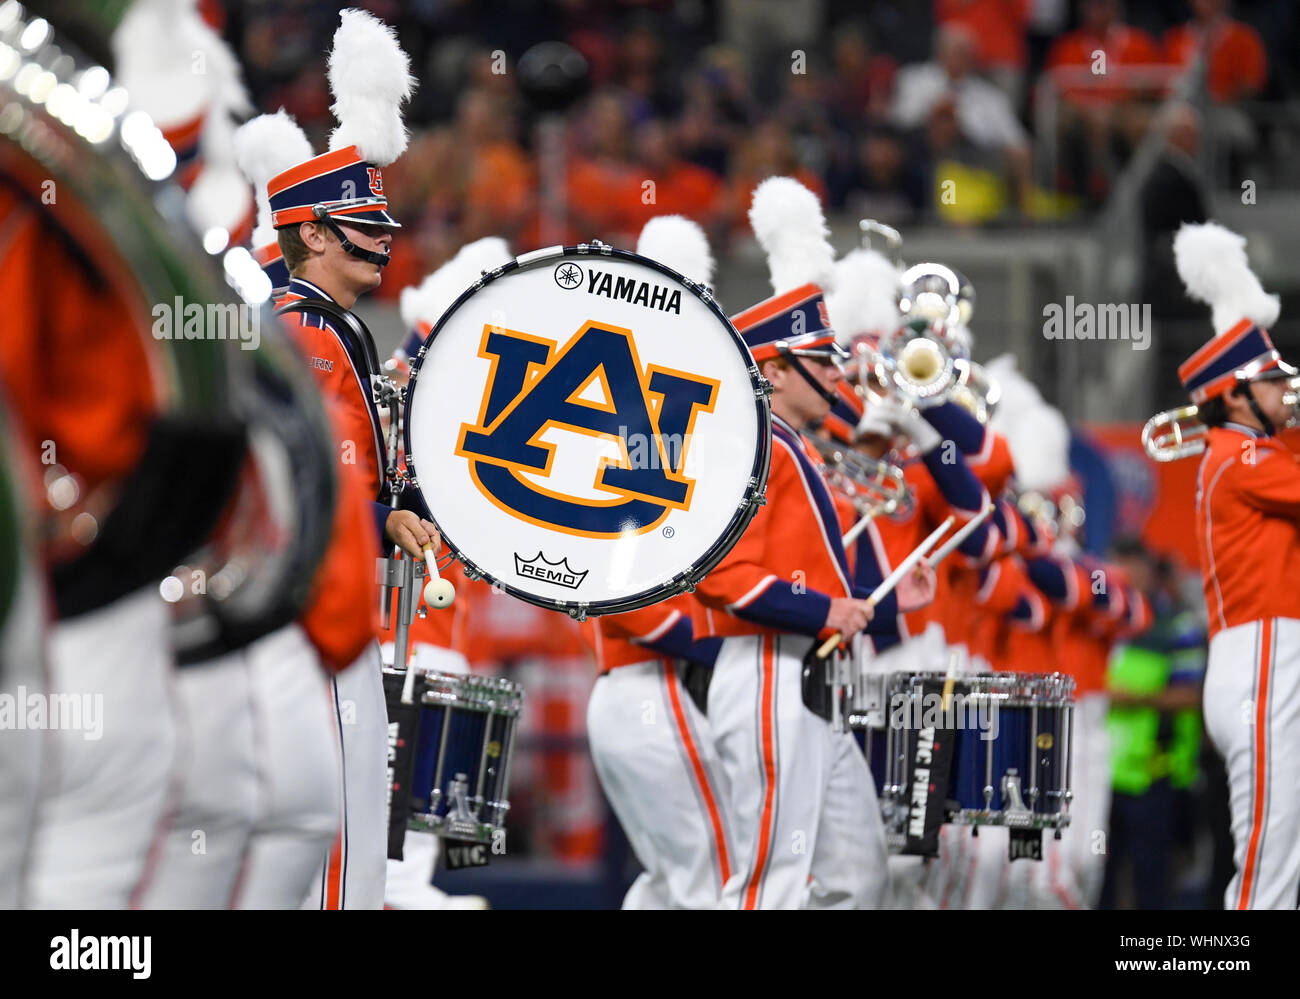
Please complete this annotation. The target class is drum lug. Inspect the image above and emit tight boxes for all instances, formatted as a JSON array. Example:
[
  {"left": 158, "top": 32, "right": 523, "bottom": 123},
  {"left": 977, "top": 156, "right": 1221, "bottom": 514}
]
[
  {"left": 567, "top": 603, "right": 589, "bottom": 623},
  {"left": 754, "top": 374, "right": 774, "bottom": 397},
  {"left": 579, "top": 238, "right": 612, "bottom": 255}
]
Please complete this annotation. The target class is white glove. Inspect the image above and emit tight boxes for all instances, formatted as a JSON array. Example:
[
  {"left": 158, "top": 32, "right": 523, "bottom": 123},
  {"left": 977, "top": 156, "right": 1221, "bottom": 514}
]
[{"left": 880, "top": 400, "right": 943, "bottom": 454}]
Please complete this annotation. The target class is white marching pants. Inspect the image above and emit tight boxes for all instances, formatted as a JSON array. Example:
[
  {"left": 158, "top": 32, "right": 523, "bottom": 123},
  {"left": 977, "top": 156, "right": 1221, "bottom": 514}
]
[
  {"left": 26, "top": 588, "right": 177, "bottom": 909},
  {"left": 710, "top": 633, "right": 888, "bottom": 909},
  {"left": 230, "top": 624, "right": 340, "bottom": 909},
  {"left": 0, "top": 560, "right": 46, "bottom": 908},
  {"left": 1203, "top": 617, "right": 1300, "bottom": 910},
  {"left": 134, "top": 647, "right": 259, "bottom": 909},
  {"left": 587, "top": 660, "right": 739, "bottom": 909},
  {"left": 303, "top": 641, "right": 388, "bottom": 909}
]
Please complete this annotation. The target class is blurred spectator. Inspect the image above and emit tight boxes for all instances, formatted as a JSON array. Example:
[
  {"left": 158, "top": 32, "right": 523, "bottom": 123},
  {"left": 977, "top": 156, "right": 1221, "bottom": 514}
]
[
  {"left": 623, "top": 118, "right": 724, "bottom": 234},
  {"left": 1045, "top": 0, "right": 1165, "bottom": 107},
  {"left": 1138, "top": 102, "right": 1209, "bottom": 407},
  {"left": 935, "top": 0, "right": 1034, "bottom": 103},
  {"left": 614, "top": 15, "right": 681, "bottom": 117},
  {"left": 676, "top": 47, "right": 757, "bottom": 177},
  {"left": 1044, "top": 0, "right": 1166, "bottom": 205},
  {"left": 1163, "top": 0, "right": 1268, "bottom": 104},
  {"left": 828, "top": 124, "right": 927, "bottom": 224},
  {"left": 893, "top": 24, "right": 1031, "bottom": 218},
  {"left": 721, "top": 120, "right": 828, "bottom": 238},
  {"left": 564, "top": 89, "right": 643, "bottom": 245},
  {"left": 825, "top": 20, "right": 898, "bottom": 124},
  {"left": 1101, "top": 539, "right": 1205, "bottom": 910}
]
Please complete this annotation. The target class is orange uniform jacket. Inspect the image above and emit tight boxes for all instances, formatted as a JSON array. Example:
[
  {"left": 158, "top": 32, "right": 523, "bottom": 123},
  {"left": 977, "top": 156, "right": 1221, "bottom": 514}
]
[
  {"left": 277, "top": 277, "right": 386, "bottom": 499},
  {"left": 582, "top": 595, "right": 702, "bottom": 673},
  {"left": 1195, "top": 424, "right": 1300, "bottom": 638},
  {"left": 695, "top": 416, "right": 899, "bottom": 639}
]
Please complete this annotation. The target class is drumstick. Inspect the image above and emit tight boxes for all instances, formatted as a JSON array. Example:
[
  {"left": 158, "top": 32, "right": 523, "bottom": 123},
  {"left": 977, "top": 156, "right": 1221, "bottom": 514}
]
[
  {"left": 841, "top": 509, "right": 878, "bottom": 549},
  {"left": 422, "top": 543, "right": 456, "bottom": 609},
  {"left": 927, "top": 504, "right": 995, "bottom": 567},
  {"left": 815, "top": 515, "right": 955, "bottom": 658}
]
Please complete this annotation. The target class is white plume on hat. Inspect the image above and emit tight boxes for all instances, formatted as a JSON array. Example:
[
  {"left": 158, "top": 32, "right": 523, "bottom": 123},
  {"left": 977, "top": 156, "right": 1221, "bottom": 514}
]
[
  {"left": 327, "top": 8, "right": 416, "bottom": 167},
  {"left": 748, "top": 176, "right": 836, "bottom": 296},
  {"left": 1173, "top": 221, "right": 1280, "bottom": 336},
  {"left": 113, "top": 0, "right": 250, "bottom": 129},
  {"left": 234, "top": 110, "right": 316, "bottom": 248},
  {"left": 826, "top": 247, "right": 902, "bottom": 344},
  {"left": 400, "top": 237, "right": 513, "bottom": 331},
  {"left": 636, "top": 215, "right": 715, "bottom": 286},
  {"left": 986, "top": 354, "right": 1071, "bottom": 492}
]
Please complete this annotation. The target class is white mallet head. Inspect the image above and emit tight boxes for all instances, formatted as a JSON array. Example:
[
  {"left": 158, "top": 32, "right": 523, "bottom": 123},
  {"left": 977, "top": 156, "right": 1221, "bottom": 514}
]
[{"left": 422, "top": 545, "right": 455, "bottom": 608}]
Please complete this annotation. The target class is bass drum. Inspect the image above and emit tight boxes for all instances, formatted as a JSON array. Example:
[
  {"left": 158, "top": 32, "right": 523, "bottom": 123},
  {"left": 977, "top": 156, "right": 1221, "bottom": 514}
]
[{"left": 405, "top": 243, "right": 770, "bottom": 617}]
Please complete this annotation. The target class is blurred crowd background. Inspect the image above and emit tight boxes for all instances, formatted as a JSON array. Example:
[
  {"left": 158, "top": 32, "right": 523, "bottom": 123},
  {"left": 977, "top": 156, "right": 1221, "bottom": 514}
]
[
  {"left": 214, "top": 0, "right": 1300, "bottom": 426},
  {"left": 176, "top": 0, "right": 1295, "bottom": 908}
]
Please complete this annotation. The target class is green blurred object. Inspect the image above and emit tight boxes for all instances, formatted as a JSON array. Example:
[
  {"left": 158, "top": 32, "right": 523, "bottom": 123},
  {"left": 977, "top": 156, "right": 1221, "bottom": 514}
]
[{"left": 1107, "top": 624, "right": 1203, "bottom": 795}]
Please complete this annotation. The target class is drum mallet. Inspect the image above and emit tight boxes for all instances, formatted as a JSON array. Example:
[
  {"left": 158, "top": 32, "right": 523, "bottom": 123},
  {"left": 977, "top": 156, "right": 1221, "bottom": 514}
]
[
  {"left": 926, "top": 504, "right": 995, "bottom": 568},
  {"left": 842, "top": 509, "right": 878, "bottom": 550},
  {"left": 815, "top": 515, "right": 954, "bottom": 659},
  {"left": 422, "top": 543, "right": 456, "bottom": 609}
]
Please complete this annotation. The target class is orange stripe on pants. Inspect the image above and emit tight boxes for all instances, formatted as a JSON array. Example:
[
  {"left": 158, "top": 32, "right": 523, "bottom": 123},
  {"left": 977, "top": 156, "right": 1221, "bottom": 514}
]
[
  {"left": 663, "top": 662, "right": 732, "bottom": 888},
  {"left": 742, "top": 636, "right": 777, "bottom": 910},
  {"left": 1237, "top": 620, "right": 1273, "bottom": 909}
]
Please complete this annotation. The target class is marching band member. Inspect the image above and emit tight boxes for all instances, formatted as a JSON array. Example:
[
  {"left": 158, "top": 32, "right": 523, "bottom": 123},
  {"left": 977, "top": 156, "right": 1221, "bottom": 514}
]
[
  {"left": 238, "top": 8, "right": 432, "bottom": 910},
  {"left": 111, "top": 0, "right": 339, "bottom": 909},
  {"left": 692, "top": 178, "right": 935, "bottom": 909},
  {"left": 2, "top": 6, "right": 252, "bottom": 908},
  {"left": 583, "top": 217, "right": 740, "bottom": 910},
  {"left": 1173, "top": 221, "right": 1300, "bottom": 909},
  {"left": 379, "top": 237, "right": 514, "bottom": 911}
]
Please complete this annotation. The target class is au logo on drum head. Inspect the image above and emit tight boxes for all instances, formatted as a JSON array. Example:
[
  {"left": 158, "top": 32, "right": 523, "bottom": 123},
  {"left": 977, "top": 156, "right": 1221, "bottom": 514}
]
[{"left": 455, "top": 318, "right": 720, "bottom": 538}]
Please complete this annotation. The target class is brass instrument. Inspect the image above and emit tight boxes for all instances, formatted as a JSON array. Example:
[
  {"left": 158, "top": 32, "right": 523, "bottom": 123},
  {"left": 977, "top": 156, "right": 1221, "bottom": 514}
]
[
  {"left": 859, "top": 219, "right": 903, "bottom": 266},
  {"left": 842, "top": 259, "right": 997, "bottom": 421},
  {"left": 1141, "top": 405, "right": 1207, "bottom": 462},
  {"left": 1143, "top": 376, "right": 1300, "bottom": 461},
  {"left": 805, "top": 432, "right": 913, "bottom": 520},
  {"left": 897, "top": 263, "right": 976, "bottom": 329}
]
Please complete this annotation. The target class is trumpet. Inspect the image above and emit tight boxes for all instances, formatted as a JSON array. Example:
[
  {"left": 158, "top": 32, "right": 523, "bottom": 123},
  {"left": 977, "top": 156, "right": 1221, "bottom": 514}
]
[
  {"left": 1141, "top": 405, "right": 1207, "bottom": 462},
  {"left": 897, "top": 263, "right": 976, "bottom": 329},
  {"left": 851, "top": 320, "right": 999, "bottom": 423},
  {"left": 805, "top": 431, "right": 914, "bottom": 520}
]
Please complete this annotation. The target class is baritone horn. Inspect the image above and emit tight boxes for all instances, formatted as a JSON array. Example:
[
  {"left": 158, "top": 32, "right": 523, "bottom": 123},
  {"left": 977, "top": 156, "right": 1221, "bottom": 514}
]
[{"left": 805, "top": 432, "right": 914, "bottom": 520}]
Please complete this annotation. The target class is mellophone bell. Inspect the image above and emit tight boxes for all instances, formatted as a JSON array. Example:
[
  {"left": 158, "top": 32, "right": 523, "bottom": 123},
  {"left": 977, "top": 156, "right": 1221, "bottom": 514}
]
[{"left": 380, "top": 239, "right": 772, "bottom": 858}]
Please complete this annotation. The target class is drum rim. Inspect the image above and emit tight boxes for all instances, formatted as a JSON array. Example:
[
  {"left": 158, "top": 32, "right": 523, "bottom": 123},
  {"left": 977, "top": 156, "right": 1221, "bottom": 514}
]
[{"left": 403, "top": 242, "right": 773, "bottom": 617}]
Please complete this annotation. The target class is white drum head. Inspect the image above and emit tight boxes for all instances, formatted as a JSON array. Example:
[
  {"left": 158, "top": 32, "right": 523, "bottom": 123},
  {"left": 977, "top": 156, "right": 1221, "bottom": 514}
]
[{"left": 405, "top": 245, "right": 770, "bottom": 616}]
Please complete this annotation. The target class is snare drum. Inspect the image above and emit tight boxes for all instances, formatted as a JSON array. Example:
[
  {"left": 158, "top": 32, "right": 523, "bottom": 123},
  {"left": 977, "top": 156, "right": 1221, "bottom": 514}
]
[
  {"left": 403, "top": 243, "right": 771, "bottom": 617},
  {"left": 395, "top": 669, "right": 524, "bottom": 844},
  {"left": 884, "top": 671, "right": 1074, "bottom": 831}
]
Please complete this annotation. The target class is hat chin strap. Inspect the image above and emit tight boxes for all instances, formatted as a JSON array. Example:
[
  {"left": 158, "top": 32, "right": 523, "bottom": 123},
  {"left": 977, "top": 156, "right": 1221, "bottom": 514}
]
[
  {"left": 312, "top": 205, "right": 391, "bottom": 268},
  {"left": 776, "top": 345, "right": 840, "bottom": 408},
  {"left": 1237, "top": 376, "right": 1276, "bottom": 437}
]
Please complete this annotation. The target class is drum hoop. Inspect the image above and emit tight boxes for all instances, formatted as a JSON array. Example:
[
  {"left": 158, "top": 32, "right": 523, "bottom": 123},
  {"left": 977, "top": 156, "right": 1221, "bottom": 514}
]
[{"left": 403, "top": 243, "right": 772, "bottom": 617}]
